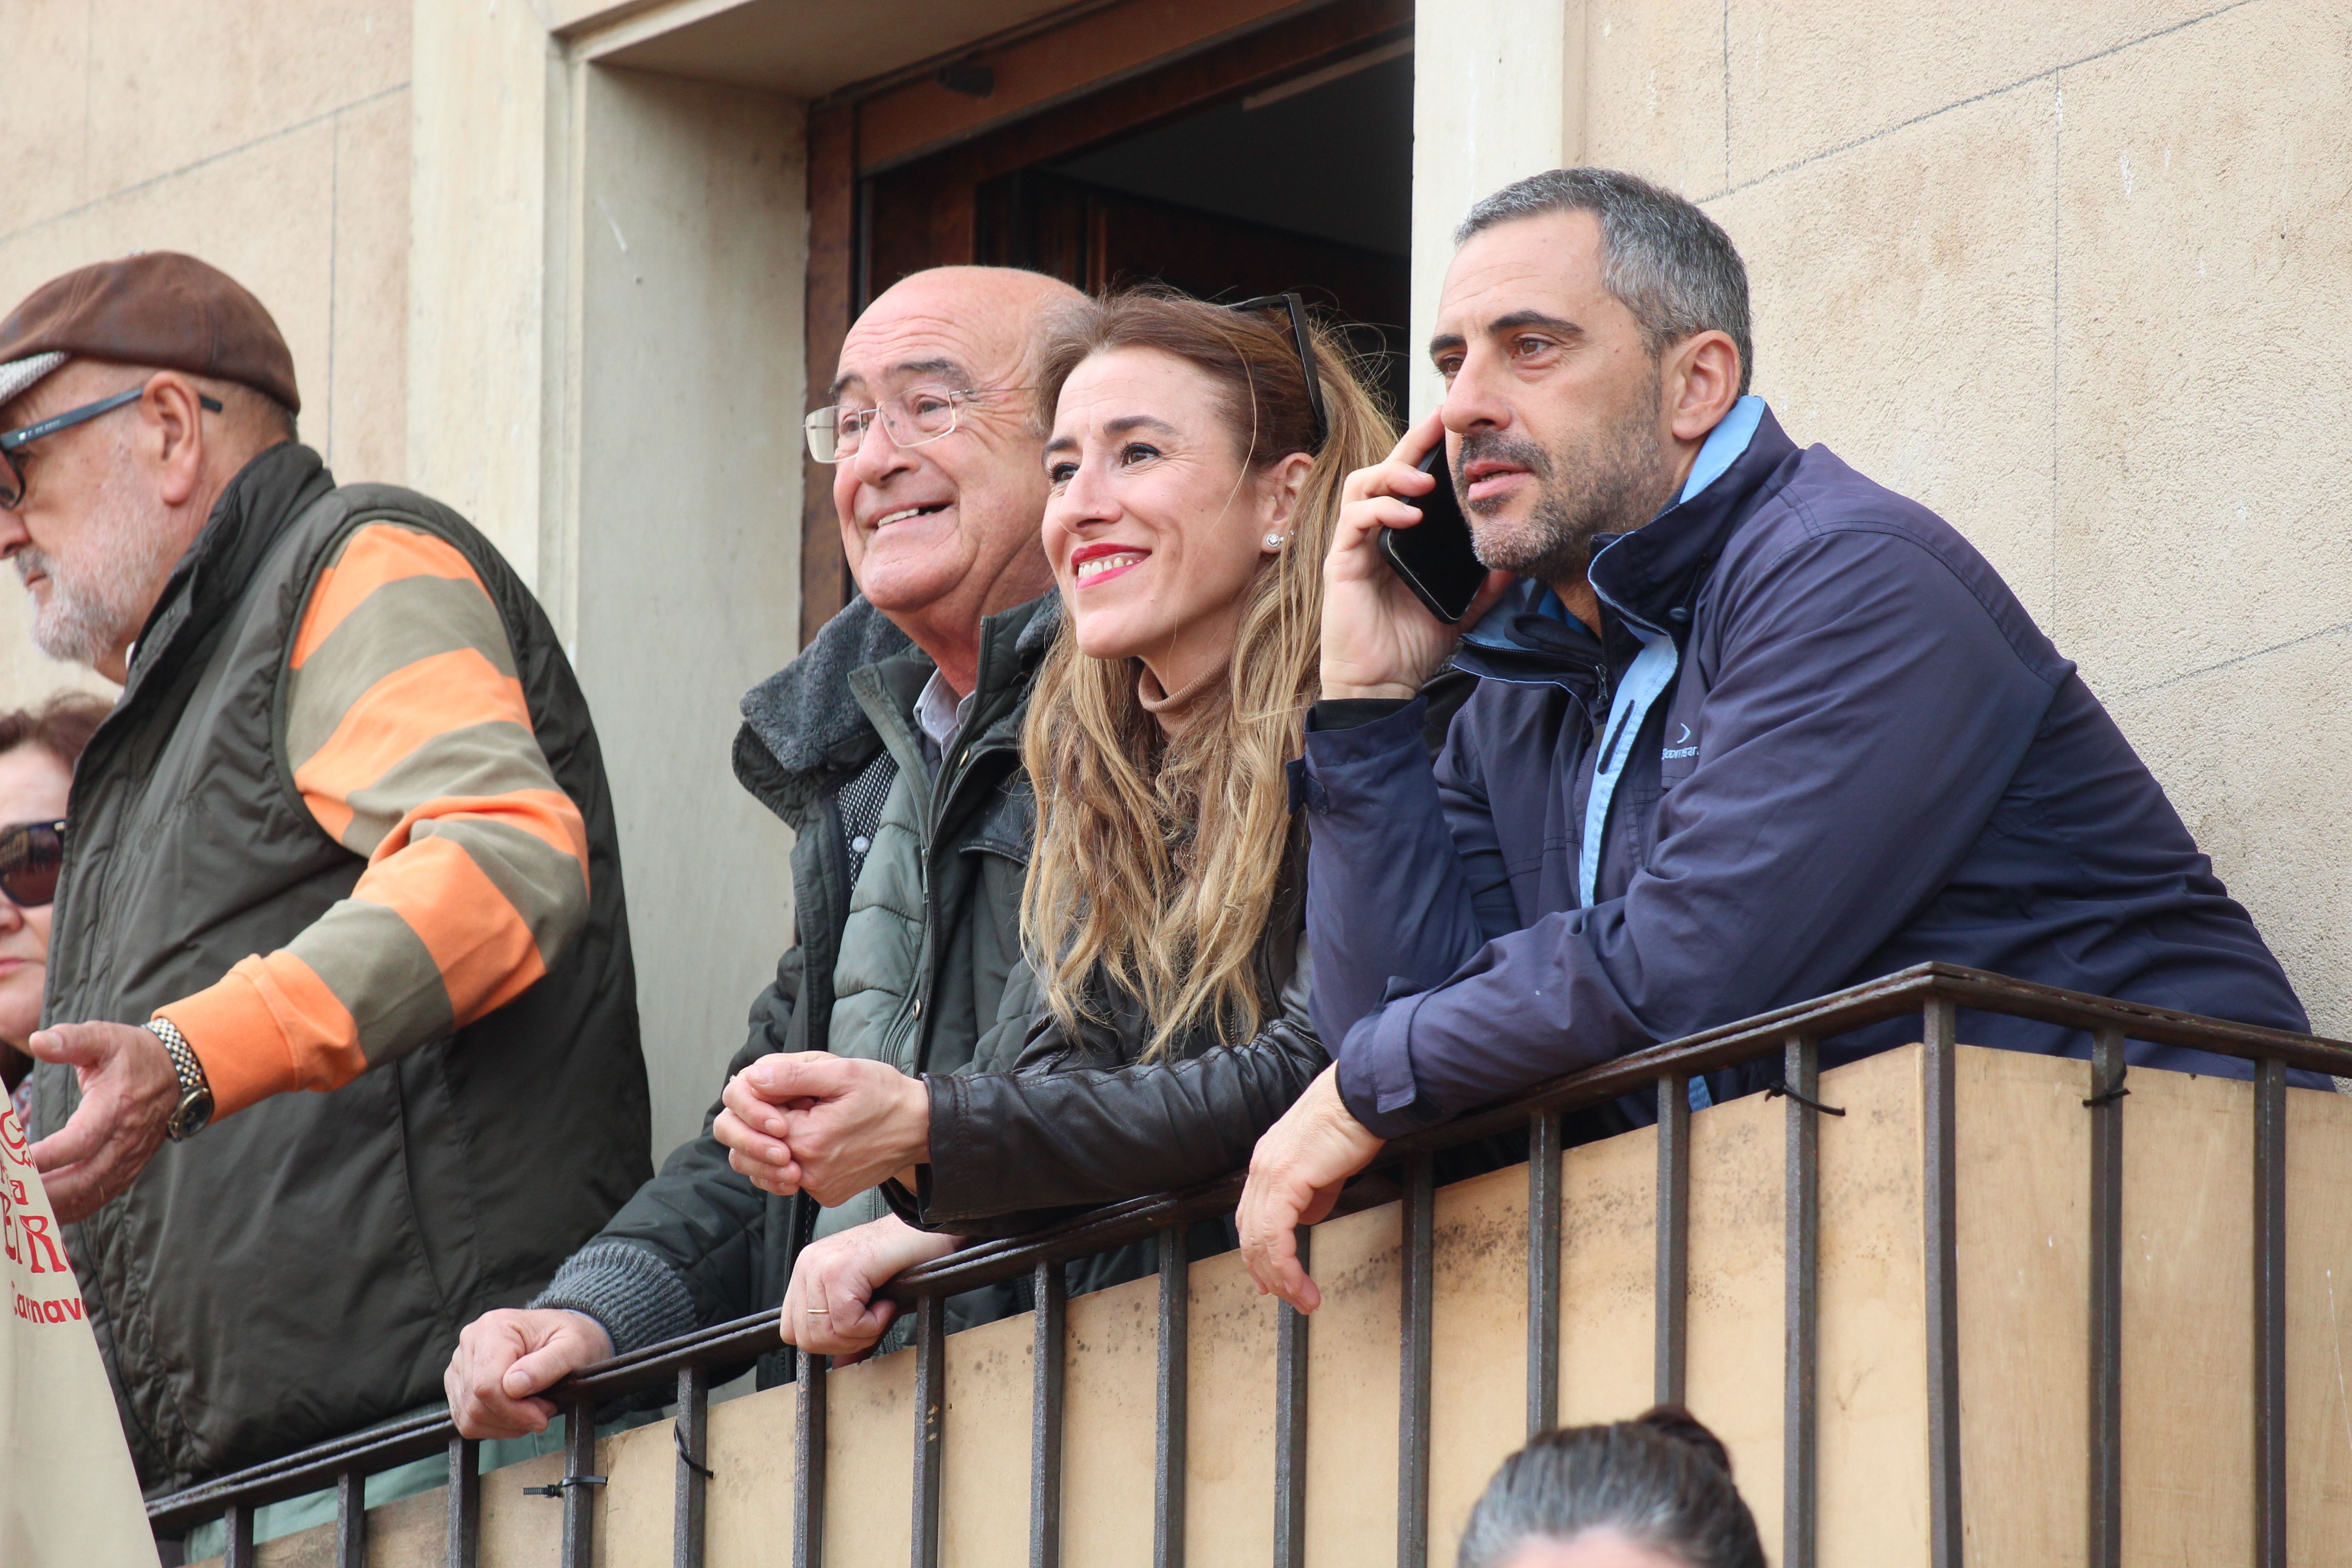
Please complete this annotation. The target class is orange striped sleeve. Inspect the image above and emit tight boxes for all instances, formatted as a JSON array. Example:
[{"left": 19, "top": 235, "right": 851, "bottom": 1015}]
[{"left": 156, "top": 522, "right": 591, "bottom": 1117}]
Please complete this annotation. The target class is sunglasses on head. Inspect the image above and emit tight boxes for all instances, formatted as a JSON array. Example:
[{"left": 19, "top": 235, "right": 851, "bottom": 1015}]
[
  {"left": 0, "top": 820, "right": 65, "bottom": 908},
  {"left": 1225, "top": 292, "right": 1329, "bottom": 450}
]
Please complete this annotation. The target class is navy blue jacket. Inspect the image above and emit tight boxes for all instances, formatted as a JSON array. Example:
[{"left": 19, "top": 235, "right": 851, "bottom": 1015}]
[{"left": 1303, "top": 404, "right": 2311, "bottom": 1138}]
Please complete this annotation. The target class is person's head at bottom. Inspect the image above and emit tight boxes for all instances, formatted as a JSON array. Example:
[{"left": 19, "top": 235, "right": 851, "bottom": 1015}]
[{"left": 1458, "top": 1406, "right": 1764, "bottom": 1568}]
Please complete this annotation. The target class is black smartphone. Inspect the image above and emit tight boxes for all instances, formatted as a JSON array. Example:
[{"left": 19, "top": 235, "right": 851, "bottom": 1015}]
[{"left": 1377, "top": 444, "right": 1487, "bottom": 623}]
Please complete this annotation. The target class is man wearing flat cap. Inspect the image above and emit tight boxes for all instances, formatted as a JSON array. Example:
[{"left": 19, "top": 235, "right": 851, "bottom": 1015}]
[{"left": 0, "top": 252, "right": 652, "bottom": 1492}]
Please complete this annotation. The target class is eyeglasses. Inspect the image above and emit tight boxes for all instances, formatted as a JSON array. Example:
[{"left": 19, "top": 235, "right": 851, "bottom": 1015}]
[
  {"left": 803, "top": 385, "right": 1029, "bottom": 464},
  {"left": 0, "top": 386, "right": 223, "bottom": 509},
  {"left": 0, "top": 819, "right": 64, "bottom": 908},
  {"left": 1226, "top": 293, "right": 1329, "bottom": 450}
]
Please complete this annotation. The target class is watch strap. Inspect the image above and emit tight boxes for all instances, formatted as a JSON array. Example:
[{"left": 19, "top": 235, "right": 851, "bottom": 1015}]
[{"left": 149, "top": 1018, "right": 212, "bottom": 1140}]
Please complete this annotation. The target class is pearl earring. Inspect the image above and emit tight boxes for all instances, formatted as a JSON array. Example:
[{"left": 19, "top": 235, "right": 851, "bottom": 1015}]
[{"left": 1264, "top": 532, "right": 1286, "bottom": 550}]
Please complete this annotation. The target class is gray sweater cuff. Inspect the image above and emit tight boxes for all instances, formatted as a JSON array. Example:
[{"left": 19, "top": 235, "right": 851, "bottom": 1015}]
[{"left": 529, "top": 1240, "right": 702, "bottom": 1356}]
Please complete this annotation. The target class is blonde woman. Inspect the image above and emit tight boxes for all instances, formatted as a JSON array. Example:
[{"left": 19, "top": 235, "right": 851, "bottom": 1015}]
[{"left": 715, "top": 290, "right": 1393, "bottom": 1356}]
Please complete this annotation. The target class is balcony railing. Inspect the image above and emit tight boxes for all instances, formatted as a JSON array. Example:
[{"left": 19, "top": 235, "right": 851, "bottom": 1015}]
[{"left": 147, "top": 961, "right": 2352, "bottom": 1568}]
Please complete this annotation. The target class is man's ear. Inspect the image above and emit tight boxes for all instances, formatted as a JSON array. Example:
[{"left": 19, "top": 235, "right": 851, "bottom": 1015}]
[
  {"left": 1664, "top": 331, "right": 1742, "bottom": 445},
  {"left": 144, "top": 372, "right": 211, "bottom": 509}
]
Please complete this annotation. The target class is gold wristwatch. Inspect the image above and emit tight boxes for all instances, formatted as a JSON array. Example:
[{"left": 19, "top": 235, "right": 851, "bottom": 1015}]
[{"left": 150, "top": 1017, "right": 214, "bottom": 1141}]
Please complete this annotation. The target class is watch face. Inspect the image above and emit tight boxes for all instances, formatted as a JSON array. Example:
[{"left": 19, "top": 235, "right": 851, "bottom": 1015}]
[{"left": 169, "top": 1089, "right": 213, "bottom": 1141}]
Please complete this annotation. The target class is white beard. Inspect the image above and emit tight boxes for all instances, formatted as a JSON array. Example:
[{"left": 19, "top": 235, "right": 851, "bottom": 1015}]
[{"left": 15, "top": 451, "right": 181, "bottom": 668}]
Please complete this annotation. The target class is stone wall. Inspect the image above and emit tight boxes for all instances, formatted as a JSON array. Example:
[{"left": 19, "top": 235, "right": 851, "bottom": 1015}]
[
  {"left": 0, "top": 0, "right": 413, "bottom": 710},
  {"left": 1420, "top": 0, "right": 2351, "bottom": 1035}
]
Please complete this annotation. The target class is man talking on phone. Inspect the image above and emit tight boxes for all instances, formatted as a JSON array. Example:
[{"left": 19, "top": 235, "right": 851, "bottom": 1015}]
[{"left": 1238, "top": 167, "right": 2310, "bottom": 1311}]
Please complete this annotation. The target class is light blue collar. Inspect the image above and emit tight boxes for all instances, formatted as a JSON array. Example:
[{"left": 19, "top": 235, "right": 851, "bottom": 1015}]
[{"left": 1677, "top": 394, "right": 1766, "bottom": 505}]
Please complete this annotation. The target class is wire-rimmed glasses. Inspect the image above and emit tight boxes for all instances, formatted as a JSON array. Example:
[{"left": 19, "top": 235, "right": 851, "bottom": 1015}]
[{"left": 803, "top": 385, "right": 1030, "bottom": 464}]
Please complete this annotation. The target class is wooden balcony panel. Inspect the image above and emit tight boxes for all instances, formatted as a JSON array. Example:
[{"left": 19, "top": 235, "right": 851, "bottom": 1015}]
[{"left": 197, "top": 1044, "right": 2352, "bottom": 1567}]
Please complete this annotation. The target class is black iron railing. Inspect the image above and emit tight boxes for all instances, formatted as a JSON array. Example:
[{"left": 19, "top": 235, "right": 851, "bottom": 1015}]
[{"left": 147, "top": 962, "right": 2352, "bottom": 1568}]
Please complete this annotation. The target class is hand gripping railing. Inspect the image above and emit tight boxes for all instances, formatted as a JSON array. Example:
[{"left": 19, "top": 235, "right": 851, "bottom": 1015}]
[{"left": 147, "top": 962, "right": 2352, "bottom": 1568}]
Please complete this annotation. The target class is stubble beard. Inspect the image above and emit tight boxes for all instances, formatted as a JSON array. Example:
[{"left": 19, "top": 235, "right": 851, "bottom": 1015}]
[
  {"left": 1460, "top": 372, "right": 1681, "bottom": 590},
  {"left": 15, "top": 455, "right": 180, "bottom": 668}
]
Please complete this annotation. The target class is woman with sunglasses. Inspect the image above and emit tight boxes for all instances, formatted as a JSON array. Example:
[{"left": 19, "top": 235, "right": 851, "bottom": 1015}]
[
  {"left": 0, "top": 693, "right": 107, "bottom": 1122},
  {"left": 715, "top": 289, "right": 1398, "bottom": 1357}
]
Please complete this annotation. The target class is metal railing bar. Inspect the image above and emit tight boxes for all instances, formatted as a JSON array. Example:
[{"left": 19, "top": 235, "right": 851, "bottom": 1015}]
[
  {"left": 561, "top": 1398, "right": 596, "bottom": 1568},
  {"left": 675, "top": 1362, "right": 709, "bottom": 1568},
  {"left": 446, "top": 1435, "right": 480, "bottom": 1568},
  {"left": 1274, "top": 1227, "right": 1310, "bottom": 1568},
  {"left": 1154, "top": 1225, "right": 1190, "bottom": 1568},
  {"left": 1030, "top": 1259, "right": 1066, "bottom": 1568},
  {"left": 1782, "top": 1034, "right": 1821, "bottom": 1568},
  {"left": 2254, "top": 1058, "right": 2288, "bottom": 1568},
  {"left": 1527, "top": 1109, "right": 1563, "bottom": 1438},
  {"left": 914, "top": 1294, "right": 947, "bottom": 1568},
  {"left": 146, "top": 964, "right": 2352, "bottom": 1538},
  {"left": 2087, "top": 1027, "right": 2125, "bottom": 1568},
  {"left": 1656, "top": 1073, "right": 1691, "bottom": 1407},
  {"left": 224, "top": 1501, "right": 255, "bottom": 1568},
  {"left": 793, "top": 1350, "right": 827, "bottom": 1568},
  {"left": 1923, "top": 1001, "right": 1964, "bottom": 1568},
  {"left": 1398, "top": 1154, "right": 1435, "bottom": 1568},
  {"left": 335, "top": 1468, "right": 364, "bottom": 1568}
]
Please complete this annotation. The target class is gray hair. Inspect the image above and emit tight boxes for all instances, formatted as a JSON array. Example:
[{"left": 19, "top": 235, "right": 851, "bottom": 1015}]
[
  {"left": 1455, "top": 1407, "right": 1765, "bottom": 1568},
  {"left": 1455, "top": 168, "right": 1753, "bottom": 396}
]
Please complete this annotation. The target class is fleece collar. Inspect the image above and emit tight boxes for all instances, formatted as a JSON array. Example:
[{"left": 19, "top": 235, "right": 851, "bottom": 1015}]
[{"left": 733, "top": 591, "right": 1058, "bottom": 827}]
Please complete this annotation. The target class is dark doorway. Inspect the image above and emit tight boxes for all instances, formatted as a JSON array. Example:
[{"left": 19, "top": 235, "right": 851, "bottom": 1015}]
[{"left": 863, "top": 15, "right": 1413, "bottom": 416}]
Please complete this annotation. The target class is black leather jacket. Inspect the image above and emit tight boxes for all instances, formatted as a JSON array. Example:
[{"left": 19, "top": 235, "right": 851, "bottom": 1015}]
[{"left": 892, "top": 819, "right": 1323, "bottom": 1240}]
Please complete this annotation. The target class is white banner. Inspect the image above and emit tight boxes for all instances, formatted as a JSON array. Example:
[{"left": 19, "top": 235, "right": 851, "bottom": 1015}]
[{"left": 1, "top": 1103, "right": 158, "bottom": 1567}]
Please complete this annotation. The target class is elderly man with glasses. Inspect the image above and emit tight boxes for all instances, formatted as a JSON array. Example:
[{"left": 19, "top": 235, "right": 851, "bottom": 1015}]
[
  {"left": 0, "top": 252, "right": 653, "bottom": 1500},
  {"left": 446, "top": 263, "right": 1087, "bottom": 1439}
]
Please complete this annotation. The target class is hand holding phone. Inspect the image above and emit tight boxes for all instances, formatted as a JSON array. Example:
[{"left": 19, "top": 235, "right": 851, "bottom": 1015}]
[
  {"left": 1321, "top": 414, "right": 1509, "bottom": 702},
  {"left": 1376, "top": 445, "right": 1488, "bottom": 624}
]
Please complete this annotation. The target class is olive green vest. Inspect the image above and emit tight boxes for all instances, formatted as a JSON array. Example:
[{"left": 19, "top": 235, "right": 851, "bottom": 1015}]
[{"left": 31, "top": 444, "right": 650, "bottom": 1489}]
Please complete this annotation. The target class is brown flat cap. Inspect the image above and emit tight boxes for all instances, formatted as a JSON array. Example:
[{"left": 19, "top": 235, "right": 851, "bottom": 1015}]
[{"left": 0, "top": 252, "right": 299, "bottom": 414}]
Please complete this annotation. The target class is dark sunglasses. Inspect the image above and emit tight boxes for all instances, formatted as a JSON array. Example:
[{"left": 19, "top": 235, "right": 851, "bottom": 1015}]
[
  {"left": 0, "top": 387, "right": 223, "bottom": 509},
  {"left": 0, "top": 819, "right": 65, "bottom": 908},
  {"left": 1226, "top": 293, "right": 1329, "bottom": 450}
]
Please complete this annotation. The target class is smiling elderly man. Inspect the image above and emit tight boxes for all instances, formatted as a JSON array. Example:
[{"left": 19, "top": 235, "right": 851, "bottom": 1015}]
[
  {"left": 0, "top": 252, "right": 650, "bottom": 1491},
  {"left": 446, "top": 264, "right": 1083, "bottom": 1437}
]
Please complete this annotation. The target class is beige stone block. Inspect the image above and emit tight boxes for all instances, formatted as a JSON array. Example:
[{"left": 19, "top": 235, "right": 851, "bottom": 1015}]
[
  {"left": 0, "top": 0, "right": 95, "bottom": 233},
  {"left": 82, "top": 0, "right": 407, "bottom": 199},
  {"left": 1557, "top": 1110, "right": 1654, "bottom": 1425},
  {"left": 706, "top": 1382, "right": 798, "bottom": 1568},
  {"left": 1429, "top": 1160, "right": 1529, "bottom": 1565},
  {"left": 326, "top": 88, "right": 411, "bottom": 484},
  {"left": 1706, "top": 78, "right": 2058, "bottom": 621},
  {"left": 2117, "top": 1061, "right": 2256, "bottom": 1562},
  {"left": 941, "top": 1306, "right": 1031, "bottom": 1568},
  {"left": 1813, "top": 1047, "right": 1928, "bottom": 1568},
  {"left": 1584, "top": 0, "right": 1729, "bottom": 201},
  {"left": 1185, "top": 1247, "right": 1280, "bottom": 1567},
  {"left": 2286, "top": 1086, "right": 2352, "bottom": 1567},
  {"left": 2048, "top": 0, "right": 2352, "bottom": 693},
  {"left": 1685, "top": 1083, "right": 1786, "bottom": 1562},
  {"left": 594, "top": 1413, "right": 679, "bottom": 1563},
  {"left": 1722, "top": 0, "right": 2209, "bottom": 186},
  {"left": 1954, "top": 1042, "right": 2091, "bottom": 1566},
  {"left": 2102, "top": 624, "right": 2352, "bottom": 1041},
  {"left": 1061, "top": 1272, "right": 1156, "bottom": 1567},
  {"left": 827, "top": 1343, "right": 917, "bottom": 1565},
  {"left": 47, "top": 122, "right": 338, "bottom": 435},
  {"left": 1302, "top": 1198, "right": 1401, "bottom": 1567}
]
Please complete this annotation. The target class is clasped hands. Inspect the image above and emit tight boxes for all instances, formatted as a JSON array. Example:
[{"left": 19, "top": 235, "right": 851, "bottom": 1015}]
[{"left": 714, "top": 1052, "right": 933, "bottom": 1207}]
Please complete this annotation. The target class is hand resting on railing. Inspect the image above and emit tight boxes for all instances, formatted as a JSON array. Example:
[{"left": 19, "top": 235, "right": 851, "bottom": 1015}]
[
  {"left": 781, "top": 1213, "right": 962, "bottom": 1363},
  {"left": 444, "top": 1307, "right": 614, "bottom": 1440}
]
